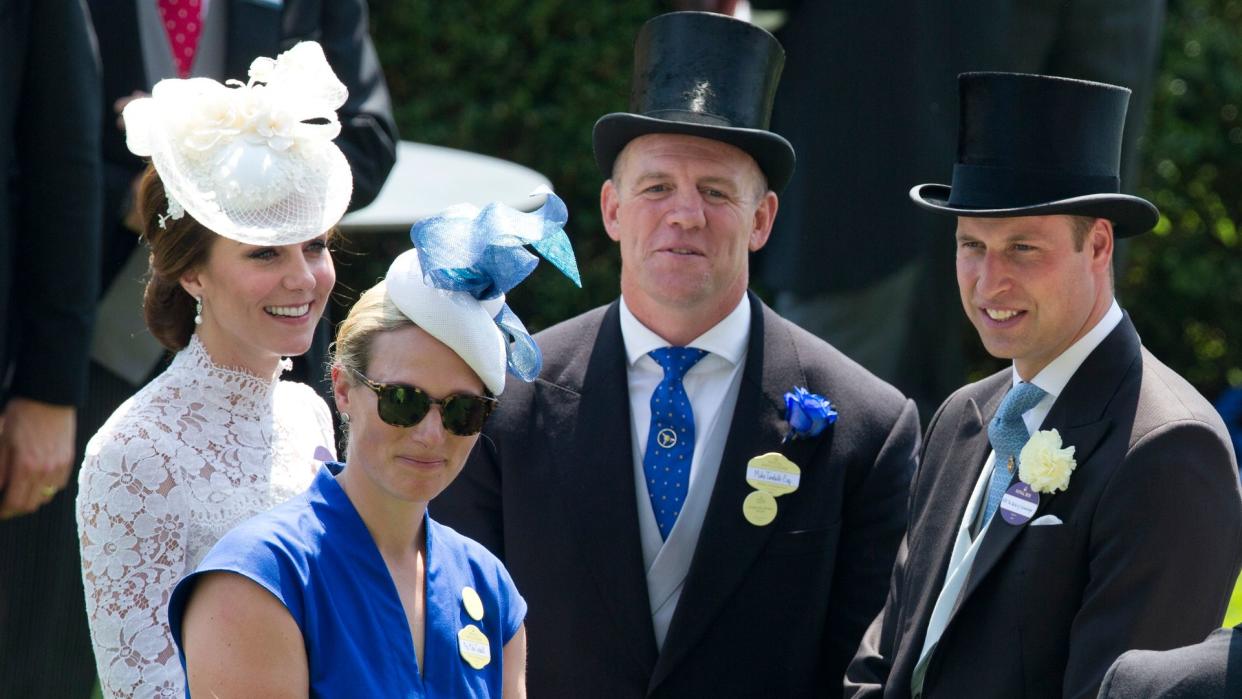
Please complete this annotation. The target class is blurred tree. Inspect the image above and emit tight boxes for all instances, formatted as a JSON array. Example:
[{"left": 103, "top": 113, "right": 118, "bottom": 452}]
[
  {"left": 365, "top": 0, "right": 662, "bottom": 329},
  {"left": 1123, "top": 0, "right": 1242, "bottom": 400}
]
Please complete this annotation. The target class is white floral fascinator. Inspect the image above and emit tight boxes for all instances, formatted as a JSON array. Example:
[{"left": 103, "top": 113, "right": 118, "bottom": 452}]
[{"left": 122, "top": 41, "right": 353, "bottom": 245}]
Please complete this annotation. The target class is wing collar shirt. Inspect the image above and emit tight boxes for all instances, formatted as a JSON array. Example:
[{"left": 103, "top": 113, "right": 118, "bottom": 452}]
[{"left": 619, "top": 294, "right": 750, "bottom": 649}]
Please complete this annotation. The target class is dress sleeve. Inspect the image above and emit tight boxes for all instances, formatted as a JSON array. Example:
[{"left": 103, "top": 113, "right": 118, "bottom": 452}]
[
  {"left": 496, "top": 558, "right": 527, "bottom": 645},
  {"left": 77, "top": 424, "right": 191, "bottom": 698}
]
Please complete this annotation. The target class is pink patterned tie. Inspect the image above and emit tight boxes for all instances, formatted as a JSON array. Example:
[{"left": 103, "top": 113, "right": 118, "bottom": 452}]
[{"left": 157, "top": 0, "right": 203, "bottom": 78}]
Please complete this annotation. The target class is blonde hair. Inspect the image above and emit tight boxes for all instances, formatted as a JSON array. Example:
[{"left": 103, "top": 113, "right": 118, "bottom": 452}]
[{"left": 330, "top": 280, "right": 416, "bottom": 379}]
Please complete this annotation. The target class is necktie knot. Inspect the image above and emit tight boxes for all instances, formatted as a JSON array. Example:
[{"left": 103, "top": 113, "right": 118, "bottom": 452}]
[
  {"left": 649, "top": 347, "right": 708, "bottom": 382},
  {"left": 994, "top": 381, "right": 1047, "bottom": 423}
]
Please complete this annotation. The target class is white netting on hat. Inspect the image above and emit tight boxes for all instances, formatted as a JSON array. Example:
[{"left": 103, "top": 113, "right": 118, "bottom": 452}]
[{"left": 123, "top": 42, "right": 353, "bottom": 245}]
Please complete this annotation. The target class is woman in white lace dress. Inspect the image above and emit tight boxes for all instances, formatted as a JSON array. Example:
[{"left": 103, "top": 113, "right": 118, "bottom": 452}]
[{"left": 75, "top": 42, "right": 353, "bottom": 698}]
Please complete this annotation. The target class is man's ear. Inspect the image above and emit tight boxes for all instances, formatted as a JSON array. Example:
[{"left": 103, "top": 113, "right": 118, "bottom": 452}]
[
  {"left": 1089, "top": 217, "right": 1114, "bottom": 271},
  {"left": 601, "top": 179, "right": 622, "bottom": 243},
  {"left": 748, "top": 191, "right": 779, "bottom": 252}
]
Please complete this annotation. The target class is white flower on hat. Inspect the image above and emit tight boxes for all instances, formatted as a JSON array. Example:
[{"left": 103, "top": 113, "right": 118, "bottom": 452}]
[{"left": 122, "top": 41, "right": 352, "bottom": 245}]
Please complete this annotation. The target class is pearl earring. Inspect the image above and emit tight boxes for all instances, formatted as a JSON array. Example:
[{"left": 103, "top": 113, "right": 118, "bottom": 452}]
[
  {"left": 340, "top": 412, "right": 351, "bottom": 423},
  {"left": 194, "top": 296, "right": 203, "bottom": 325}
]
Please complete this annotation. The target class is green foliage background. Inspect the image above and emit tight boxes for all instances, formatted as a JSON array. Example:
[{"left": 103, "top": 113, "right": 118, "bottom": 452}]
[
  {"left": 367, "top": 0, "right": 1241, "bottom": 401},
  {"left": 366, "top": 1, "right": 663, "bottom": 328},
  {"left": 1123, "top": 0, "right": 1242, "bottom": 401}
]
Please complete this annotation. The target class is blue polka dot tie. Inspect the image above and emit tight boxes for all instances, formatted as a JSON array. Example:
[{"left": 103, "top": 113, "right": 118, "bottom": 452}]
[
  {"left": 644, "top": 347, "right": 708, "bottom": 540},
  {"left": 982, "top": 381, "right": 1048, "bottom": 526}
]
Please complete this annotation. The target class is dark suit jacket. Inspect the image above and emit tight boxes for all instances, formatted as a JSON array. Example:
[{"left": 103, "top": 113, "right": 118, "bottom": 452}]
[
  {"left": 433, "top": 292, "right": 921, "bottom": 697},
  {"left": 1098, "top": 624, "right": 1242, "bottom": 698},
  {"left": 846, "top": 315, "right": 1242, "bottom": 699},
  {"left": 0, "top": 0, "right": 101, "bottom": 407}
]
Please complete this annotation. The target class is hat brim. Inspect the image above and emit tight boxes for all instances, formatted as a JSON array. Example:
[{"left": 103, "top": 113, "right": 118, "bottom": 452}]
[
  {"left": 593, "top": 113, "right": 795, "bottom": 194},
  {"left": 910, "top": 183, "right": 1159, "bottom": 238}
]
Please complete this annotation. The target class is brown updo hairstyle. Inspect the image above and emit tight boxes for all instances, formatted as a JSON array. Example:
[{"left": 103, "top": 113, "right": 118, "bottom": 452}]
[{"left": 136, "top": 164, "right": 218, "bottom": 351}]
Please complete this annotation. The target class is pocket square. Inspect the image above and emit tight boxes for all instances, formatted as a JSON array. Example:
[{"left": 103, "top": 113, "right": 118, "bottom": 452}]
[{"left": 1030, "top": 514, "right": 1063, "bottom": 526}]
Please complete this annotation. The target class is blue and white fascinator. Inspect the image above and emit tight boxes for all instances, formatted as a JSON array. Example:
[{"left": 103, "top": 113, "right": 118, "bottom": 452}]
[{"left": 386, "top": 190, "right": 581, "bottom": 396}]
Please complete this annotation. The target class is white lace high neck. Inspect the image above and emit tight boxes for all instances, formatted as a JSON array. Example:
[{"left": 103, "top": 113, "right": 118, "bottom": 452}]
[
  {"left": 175, "top": 333, "right": 293, "bottom": 408},
  {"left": 76, "top": 335, "right": 336, "bottom": 698}
]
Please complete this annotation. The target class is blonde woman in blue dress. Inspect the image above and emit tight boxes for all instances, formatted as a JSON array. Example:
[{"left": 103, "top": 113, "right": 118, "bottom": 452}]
[{"left": 169, "top": 194, "right": 580, "bottom": 697}]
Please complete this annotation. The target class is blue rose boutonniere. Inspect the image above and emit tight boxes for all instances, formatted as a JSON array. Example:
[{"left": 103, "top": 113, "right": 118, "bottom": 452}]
[{"left": 783, "top": 386, "right": 837, "bottom": 442}]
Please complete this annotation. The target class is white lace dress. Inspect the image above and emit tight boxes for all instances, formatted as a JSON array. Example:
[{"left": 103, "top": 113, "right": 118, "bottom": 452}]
[{"left": 76, "top": 335, "right": 336, "bottom": 698}]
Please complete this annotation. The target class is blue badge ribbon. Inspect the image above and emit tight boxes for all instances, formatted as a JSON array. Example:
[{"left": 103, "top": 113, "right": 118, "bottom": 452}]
[{"left": 410, "top": 191, "right": 580, "bottom": 381}]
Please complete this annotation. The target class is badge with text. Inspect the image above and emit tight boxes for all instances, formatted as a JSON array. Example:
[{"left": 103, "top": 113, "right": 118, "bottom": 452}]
[
  {"left": 462, "top": 586, "right": 484, "bottom": 621},
  {"left": 742, "top": 490, "right": 779, "bottom": 527},
  {"left": 1000, "top": 481, "right": 1041, "bottom": 526},
  {"left": 458, "top": 624, "right": 491, "bottom": 669},
  {"left": 745, "top": 453, "right": 801, "bottom": 496},
  {"left": 741, "top": 453, "right": 801, "bottom": 527}
]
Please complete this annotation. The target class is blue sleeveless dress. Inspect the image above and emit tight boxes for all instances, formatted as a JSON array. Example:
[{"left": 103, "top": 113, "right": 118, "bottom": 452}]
[{"left": 168, "top": 462, "right": 526, "bottom": 698}]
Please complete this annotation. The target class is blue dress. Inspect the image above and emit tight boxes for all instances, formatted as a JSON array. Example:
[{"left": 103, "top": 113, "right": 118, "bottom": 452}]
[{"left": 168, "top": 462, "right": 526, "bottom": 698}]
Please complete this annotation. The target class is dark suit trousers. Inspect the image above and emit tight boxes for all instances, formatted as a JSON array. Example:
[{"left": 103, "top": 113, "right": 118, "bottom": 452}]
[{"left": 0, "top": 364, "right": 138, "bottom": 697}]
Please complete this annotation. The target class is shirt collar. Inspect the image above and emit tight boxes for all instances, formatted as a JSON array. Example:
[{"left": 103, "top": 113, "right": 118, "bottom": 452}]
[
  {"left": 1015, "top": 299, "right": 1123, "bottom": 399},
  {"left": 619, "top": 294, "right": 751, "bottom": 367}
]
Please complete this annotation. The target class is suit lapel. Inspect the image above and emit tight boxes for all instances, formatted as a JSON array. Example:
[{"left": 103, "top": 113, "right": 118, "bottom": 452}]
[
  {"left": 556, "top": 302, "right": 659, "bottom": 679},
  {"left": 925, "top": 388, "right": 997, "bottom": 584},
  {"left": 650, "top": 295, "right": 821, "bottom": 689},
  {"left": 950, "top": 316, "right": 1140, "bottom": 619}
]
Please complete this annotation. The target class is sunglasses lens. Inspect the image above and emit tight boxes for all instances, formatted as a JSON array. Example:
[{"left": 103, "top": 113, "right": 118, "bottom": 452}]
[
  {"left": 377, "top": 384, "right": 431, "bottom": 427},
  {"left": 440, "top": 395, "right": 493, "bottom": 436}
]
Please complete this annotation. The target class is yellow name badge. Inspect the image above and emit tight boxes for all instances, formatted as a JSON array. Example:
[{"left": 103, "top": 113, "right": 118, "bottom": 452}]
[
  {"left": 461, "top": 586, "right": 485, "bottom": 622},
  {"left": 458, "top": 624, "right": 491, "bottom": 669},
  {"left": 742, "top": 453, "right": 801, "bottom": 527},
  {"left": 745, "top": 453, "right": 801, "bottom": 496},
  {"left": 742, "top": 490, "right": 779, "bottom": 526}
]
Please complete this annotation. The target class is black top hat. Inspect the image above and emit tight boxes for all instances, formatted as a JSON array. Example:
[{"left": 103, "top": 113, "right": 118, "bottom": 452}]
[
  {"left": 592, "top": 12, "right": 796, "bottom": 193},
  {"left": 911, "top": 72, "right": 1158, "bottom": 237}
]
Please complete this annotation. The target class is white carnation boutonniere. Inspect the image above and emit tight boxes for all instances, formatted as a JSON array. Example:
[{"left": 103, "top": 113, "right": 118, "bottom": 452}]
[{"left": 1018, "top": 428, "right": 1078, "bottom": 494}]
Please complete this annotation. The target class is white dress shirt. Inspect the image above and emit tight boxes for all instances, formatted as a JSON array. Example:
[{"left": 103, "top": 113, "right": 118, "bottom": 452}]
[
  {"left": 917, "top": 300, "right": 1123, "bottom": 667},
  {"left": 619, "top": 295, "right": 750, "bottom": 649}
]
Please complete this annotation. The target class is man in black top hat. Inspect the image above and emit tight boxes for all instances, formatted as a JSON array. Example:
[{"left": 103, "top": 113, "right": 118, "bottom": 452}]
[
  {"left": 434, "top": 11, "right": 920, "bottom": 697},
  {"left": 844, "top": 72, "right": 1242, "bottom": 699}
]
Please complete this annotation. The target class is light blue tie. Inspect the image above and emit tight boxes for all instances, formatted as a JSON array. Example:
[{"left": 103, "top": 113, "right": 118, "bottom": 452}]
[
  {"left": 644, "top": 347, "right": 708, "bottom": 540},
  {"left": 981, "top": 381, "right": 1048, "bottom": 526}
]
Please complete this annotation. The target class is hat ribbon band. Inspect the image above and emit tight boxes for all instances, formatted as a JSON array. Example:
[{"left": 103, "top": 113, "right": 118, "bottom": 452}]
[{"left": 947, "top": 163, "right": 1120, "bottom": 209}]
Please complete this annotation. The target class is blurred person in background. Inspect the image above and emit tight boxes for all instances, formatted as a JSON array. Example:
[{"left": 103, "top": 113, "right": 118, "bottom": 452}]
[{"left": 0, "top": 0, "right": 102, "bottom": 696}]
